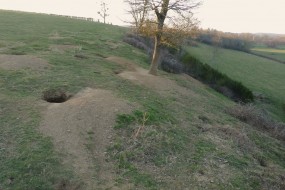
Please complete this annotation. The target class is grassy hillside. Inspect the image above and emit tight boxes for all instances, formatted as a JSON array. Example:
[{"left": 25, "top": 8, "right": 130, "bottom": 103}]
[
  {"left": 1, "top": 10, "right": 285, "bottom": 190},
  {"left": 186, "top": 43, "right": 285, "bottom": 121}
]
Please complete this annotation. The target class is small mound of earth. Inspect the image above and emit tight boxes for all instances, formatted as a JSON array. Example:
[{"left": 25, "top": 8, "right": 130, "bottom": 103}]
[
  {"left": 107, "top": 56, "right": 199, "bottom": 99},
  {"left": 40, "top": 88, "right": 133, "bottom": 190},
  {"left": 0, "top": 55, "right": 50, "bottom": 70},
  {"left": 121, "top": 65, "right": 192, "bottom": 95},
  {"left": 105, "top": 41, "right": 121, "bottom": 50},
  {"left": 49, "top": 45, "right": 80, "bottom": 53},
  {"left": 106, "top": 56, "right": 137, "bottom": 71}
]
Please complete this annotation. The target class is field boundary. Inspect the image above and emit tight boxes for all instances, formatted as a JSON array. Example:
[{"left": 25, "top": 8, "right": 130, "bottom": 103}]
[{"left": 248, "top": 51, "right": 285, "bottom": 64}]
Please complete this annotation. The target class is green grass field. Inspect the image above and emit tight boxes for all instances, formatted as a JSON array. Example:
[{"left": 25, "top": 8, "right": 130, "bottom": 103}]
[
  {"left": 1, "top": 10, "right": 285, "bottom": 189},
  {"left": 251, "top": 47, "right": 285, "bottom": 63},
  {"left": 186, "top": 43, "right": 285, "bottom": 121}
]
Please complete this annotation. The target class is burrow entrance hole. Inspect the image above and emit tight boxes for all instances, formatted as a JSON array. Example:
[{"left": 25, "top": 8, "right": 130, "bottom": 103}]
[{"left": 42, "top": 89, "right": 70, "bottom": 103}]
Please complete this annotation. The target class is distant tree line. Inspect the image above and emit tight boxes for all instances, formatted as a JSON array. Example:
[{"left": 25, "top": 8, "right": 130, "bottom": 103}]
[
  {"left": 195, "top": 29, "right": 285, "bottom": 51},
  {"left": 253, "top": 34, "right": 285, "bottom": 48},
  {"left": 195, "top": 29, "right": 253, "bottom": 52}
]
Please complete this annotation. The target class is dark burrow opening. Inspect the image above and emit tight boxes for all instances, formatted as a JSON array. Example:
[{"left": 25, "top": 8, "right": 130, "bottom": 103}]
[{"left": 42, "top": 89, "right": 70, "bottom": 103}]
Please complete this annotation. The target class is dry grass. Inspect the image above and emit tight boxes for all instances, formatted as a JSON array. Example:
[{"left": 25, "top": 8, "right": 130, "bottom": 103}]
[
  {"left": 215, "top": 125, "right": 255, "bottom": 153},
  {"left": 226, "top": 104, "right": 285, "bottom": 141}
]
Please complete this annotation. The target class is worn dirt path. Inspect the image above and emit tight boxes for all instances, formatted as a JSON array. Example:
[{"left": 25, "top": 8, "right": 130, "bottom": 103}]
[{"left": 40, "top": 88, "right": 133, "bottom": 189}]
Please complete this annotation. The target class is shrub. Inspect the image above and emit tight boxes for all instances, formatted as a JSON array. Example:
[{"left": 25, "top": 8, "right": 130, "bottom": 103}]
[
  {"left": 123, "top": 37, "right": 149, "bottom": 51},
  {"left": 159, "top": 51, "right": 184, "bottom": 74},
  {"left": 123, "top": 33, "right": 153, "bottom": 51}
]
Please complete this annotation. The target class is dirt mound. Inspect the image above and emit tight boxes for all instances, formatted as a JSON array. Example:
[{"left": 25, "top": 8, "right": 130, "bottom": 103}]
[
  {"left": 105, "top": 56, "right": 199, "bottom": 98},
  {"left": 0, "top": 55, "right": 50, "bottom": 70},
  {"left": 106, "top": 56, "right": 137, "bottom": 71},
  {"left": 40, "top": 88, "right": 133, "bottom": 190},
  {"left": 49, "top": 45, "right": 80, "bottom": 54},
  {"left": 110, "top": 57, "right": 197, "bottom": 97}
]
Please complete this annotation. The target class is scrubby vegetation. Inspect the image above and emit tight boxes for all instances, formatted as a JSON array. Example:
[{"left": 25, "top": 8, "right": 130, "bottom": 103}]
[{"left": 196, "top": 29, "right": 253, "bottom": 52}]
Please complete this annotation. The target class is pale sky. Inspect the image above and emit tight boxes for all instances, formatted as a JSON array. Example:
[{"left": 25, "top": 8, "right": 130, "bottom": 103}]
[{"left": 0, "top": 0, "right": 285, "bottom": 34}]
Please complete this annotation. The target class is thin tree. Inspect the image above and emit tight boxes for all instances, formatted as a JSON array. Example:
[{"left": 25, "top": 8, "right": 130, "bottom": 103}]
[
  {"left": 98, "top": 1, "right": 109, "bottom": 24},
  {"left": 126, "top": 0, "right": 201, "bottom": 75}
]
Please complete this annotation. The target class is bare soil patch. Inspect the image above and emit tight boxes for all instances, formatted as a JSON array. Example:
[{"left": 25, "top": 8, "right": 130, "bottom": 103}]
[
  {"left": 0, "top": 55, "right": 50, "bottom": 70},
  {"left": 40, "top": 88, "right": 133, "bottom": 190}
]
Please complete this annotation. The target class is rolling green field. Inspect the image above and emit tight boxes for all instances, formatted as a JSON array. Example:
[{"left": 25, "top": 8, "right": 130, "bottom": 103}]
[
  {"left": 186, "top": 43, "right": 285, "bottom": 121},
  {"left": 251, "top": 47, "right": 285, "bottom": 63},
  {"left": 1, "top": 10, "right": 285, "bottom": 190}
]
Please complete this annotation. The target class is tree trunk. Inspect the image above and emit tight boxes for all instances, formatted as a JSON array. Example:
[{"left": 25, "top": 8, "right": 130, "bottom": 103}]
[
  {"left": 148, "top": 0, "right": 169, "bottom": 75},
  {"left": 148, "top": 35, "right": 161, "bottom": 75}
]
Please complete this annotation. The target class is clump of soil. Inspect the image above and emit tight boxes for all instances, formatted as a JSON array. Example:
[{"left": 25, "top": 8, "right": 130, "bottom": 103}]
[{"left": 42, "top": 89, "right": 70, "bottom": 103}]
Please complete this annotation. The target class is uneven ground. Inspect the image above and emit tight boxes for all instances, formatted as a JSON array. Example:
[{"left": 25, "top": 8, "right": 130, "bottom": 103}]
[{"left": 1, "top": 10, "right": 285, "bottom": 190}]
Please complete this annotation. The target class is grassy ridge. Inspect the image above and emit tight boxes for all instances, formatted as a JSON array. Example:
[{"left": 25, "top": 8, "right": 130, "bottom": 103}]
[{"left": 186, "top": 43, "right": 285, "bottom": 121}]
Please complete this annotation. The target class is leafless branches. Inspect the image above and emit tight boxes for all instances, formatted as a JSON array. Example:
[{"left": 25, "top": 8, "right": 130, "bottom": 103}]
[
  {"left": 125, "top": 0, "right": 150, "bottom": 32},
  {"left": 97, "top": 1, "right": 109, "bottom": 24}
]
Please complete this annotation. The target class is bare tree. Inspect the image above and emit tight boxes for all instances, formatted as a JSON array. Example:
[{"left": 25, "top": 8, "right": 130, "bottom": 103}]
[
  {"left": 98, "top": 1, "right": 109, "bottom": 24},
  {"left": 125, "top": 0, "right": 150, "bottom": 33},
  {"left": 126, "top": 0, "right": 201, "bottom": 75}
]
